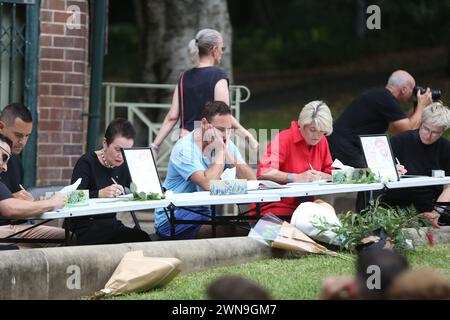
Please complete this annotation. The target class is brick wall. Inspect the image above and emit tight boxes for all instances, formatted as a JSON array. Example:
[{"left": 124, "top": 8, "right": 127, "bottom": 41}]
[{"left": 37, "top": 0, "right": 90, "bottom": 186}]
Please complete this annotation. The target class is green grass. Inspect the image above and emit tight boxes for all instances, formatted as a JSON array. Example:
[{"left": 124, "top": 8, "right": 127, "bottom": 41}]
[{"left": 112, "top": 244, "right": 450, "bottom": 300}]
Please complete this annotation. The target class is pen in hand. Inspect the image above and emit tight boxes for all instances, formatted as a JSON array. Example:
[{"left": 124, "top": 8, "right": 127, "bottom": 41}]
[
  {"left": 395, "top": 157, "right": 407, "bottom": 176},
  {"left": 309, "top": 163, "right": 321, "bottom": 180},
  {"left": 18, "top": 184, "right": 34, "bottom": 201},
  {"left": 111, "top": 177, "right": 122, "bottom": 196}
]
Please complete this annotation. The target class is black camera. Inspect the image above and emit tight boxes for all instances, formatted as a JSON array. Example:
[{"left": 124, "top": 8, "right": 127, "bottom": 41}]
[{"left": 413, "top": 86, "right": 442, "bottom": 101}]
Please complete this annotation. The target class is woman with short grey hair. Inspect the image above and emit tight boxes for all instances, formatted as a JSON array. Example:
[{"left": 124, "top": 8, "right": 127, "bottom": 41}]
[
  {"left": 382, "top": 101, "right": 450, "bottom": 228},
  {"left": 151, "top": 28, "right": 258, "bottom": 157},
  {"left": 299, "top": 100, "right": 333, "bottom": 136},
  {"left": 255, "top": 100, "right": 334, "bottom": 219},
  {"left": 421, "top": 102, "right": 450, "bottom": 130}
]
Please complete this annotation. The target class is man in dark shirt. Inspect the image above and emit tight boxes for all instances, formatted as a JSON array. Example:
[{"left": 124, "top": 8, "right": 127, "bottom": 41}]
[
  {"left": 381, "top": 102, "right": 450, "bottom": 228},
  {"left": 328, "top": 70, "right": 432, "bottom": 167},
  {"left": 0, "top": 103, "right": 33, "bottom": 200},
  {"left": 0, "top": 133, "right": 66, "bottom": 248}
]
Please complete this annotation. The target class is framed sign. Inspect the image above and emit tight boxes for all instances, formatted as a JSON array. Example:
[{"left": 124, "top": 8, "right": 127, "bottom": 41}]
[
  {"left": 359, "top": 134, "right": 399, "bottom": 182},
  {"left": 121, "top": 147, "right": 164, "bottom": 196}
]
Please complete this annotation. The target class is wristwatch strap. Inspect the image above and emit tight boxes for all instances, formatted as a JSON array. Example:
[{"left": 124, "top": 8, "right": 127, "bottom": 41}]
[{"left": 287, "top": 173, "right": 294, "bottom": 183}]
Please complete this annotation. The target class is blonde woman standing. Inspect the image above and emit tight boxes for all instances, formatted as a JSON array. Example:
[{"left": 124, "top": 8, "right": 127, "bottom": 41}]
[{"left": 151, "top": 28, "right": 258, "bottom": 157}]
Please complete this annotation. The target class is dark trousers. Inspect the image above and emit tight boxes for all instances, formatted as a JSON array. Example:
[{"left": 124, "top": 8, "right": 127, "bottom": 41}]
[
  {"left": 69, "top": 217, "right": 150, "bottom": 246},
  {"left": 0, "top": 244, "right": 18, "bottom": 250}
]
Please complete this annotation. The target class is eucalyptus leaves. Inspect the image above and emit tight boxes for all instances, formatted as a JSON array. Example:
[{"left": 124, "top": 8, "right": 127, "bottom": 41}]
[
  {"left": 313, "top": 198, "right": 430, "bottom": 253},
  {"left": 331, "top": 168, "right": 380, "bottom": 184},
  {"left": 130, "top": 182, "right": 165, "bottom": 201}
]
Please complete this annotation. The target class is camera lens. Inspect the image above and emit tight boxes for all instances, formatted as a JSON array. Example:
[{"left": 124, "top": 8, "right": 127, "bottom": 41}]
[
  {"left": 413, "top": 86, "right": 442, "bottom": 101},
  {"left": 431, "top": 90, "right": 441, "bottom": 101}
]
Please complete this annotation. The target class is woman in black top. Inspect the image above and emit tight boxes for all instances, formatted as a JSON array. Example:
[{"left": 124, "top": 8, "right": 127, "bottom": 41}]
[
  {"left": 69, "top": 118, "right": 150, "bottom": 245},
  {"left": 151, "top": 28, "right": 258, "bottom": 156}
]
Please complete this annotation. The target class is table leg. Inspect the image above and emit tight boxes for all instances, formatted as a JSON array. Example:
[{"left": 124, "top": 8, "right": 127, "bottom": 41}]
[
  {"left": 211, "top": 205, "right": 216, "bottom": 238},
  {"left": 170, "top": 205, "right": 175, "bottom": 240},
  {"left": 64, "top": 219, "right": 70, "bottom": 246}
]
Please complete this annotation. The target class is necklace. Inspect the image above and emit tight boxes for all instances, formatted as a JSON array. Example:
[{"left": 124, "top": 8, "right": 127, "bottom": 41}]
[{"left": 100, "top": 149, "right": 115, "bottom": 168}]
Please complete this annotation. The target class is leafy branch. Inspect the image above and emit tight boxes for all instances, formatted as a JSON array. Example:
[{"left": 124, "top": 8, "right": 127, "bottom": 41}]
[
  {"left": 332, "top": 168, "right": 381, "bottom": 184},
  {"left": 130, "top": 182, "right": 165, "bottom": 201},
  {"left": 312, "top": 197, "right": 430, "bottom": 253}
]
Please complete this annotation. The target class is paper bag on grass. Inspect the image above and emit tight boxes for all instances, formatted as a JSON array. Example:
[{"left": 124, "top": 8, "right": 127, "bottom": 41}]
[
  {"left": 249, "top": 213, "right": 336, "bottom": 256},
  {"left": 96, "top": 251, "right": 182, "bottom": 297},
  {"left": 273, "top": 221, "right": 336, "bottom": 256}
]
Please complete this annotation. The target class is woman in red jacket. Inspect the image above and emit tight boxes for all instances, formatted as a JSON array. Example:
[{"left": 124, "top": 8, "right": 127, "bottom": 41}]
[{"left": 257, "top": 100, "right": 334, "bottom": 219}]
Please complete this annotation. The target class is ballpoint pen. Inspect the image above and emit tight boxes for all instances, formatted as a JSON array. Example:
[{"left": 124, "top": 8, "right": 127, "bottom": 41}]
[{"left": 111, "top": 177, "right": 122, "bottom": 195}]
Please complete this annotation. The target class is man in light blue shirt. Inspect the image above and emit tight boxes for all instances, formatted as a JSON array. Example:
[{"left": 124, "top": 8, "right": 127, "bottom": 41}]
[{"left": 155, "top": 101, "right": 255, "bottom": 240}]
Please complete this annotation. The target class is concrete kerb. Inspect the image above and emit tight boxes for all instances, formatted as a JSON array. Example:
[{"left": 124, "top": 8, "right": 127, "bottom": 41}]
[
  {"left": 0, "top": 237, "right": 284, "bottom": 300},
  {"left": 0, "top": 226, "right": 449, "bottom": 300}
]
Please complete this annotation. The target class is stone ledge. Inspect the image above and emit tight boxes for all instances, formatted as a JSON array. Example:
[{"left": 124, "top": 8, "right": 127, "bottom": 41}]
[
  {"left": 0, "top": 237, "right": 278, "bottom": 300},
  {"left": 404, "top": 226, "right": 450, "bottom": 246},
  {"left": 1, "top": 226, "right": 448, "bottom": 300}
]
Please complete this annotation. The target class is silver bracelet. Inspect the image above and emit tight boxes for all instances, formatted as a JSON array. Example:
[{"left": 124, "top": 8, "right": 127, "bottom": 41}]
[
  {"left": 434, "top": 206, "right": 445, "bottom": 214},
  {"left": 150, "top": 143, "right": 160, "bottom": 150},
  {"left": 287, "top": 173, "right": 294, "bottom": 183}
]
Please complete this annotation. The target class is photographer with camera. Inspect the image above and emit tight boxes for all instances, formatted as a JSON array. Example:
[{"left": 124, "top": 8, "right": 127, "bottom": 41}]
[
  {"left": 328, "top": 70, "right": 433, "bottom": 169},
  {"left": 327, "top": 70, "right": 433, "bottom": 212}
]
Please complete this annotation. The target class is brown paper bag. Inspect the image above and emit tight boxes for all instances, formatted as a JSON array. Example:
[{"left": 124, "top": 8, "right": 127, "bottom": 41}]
[
  {"left": 98, "top": 251, "right": 182, "bottom": 297},
  {"left": 272, "top": 222, "right": 337, "bottom": 256}
]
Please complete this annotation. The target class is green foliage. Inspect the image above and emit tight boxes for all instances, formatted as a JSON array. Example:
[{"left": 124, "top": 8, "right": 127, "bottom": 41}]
[
  {"left": 229, "top": 0, "right": 450, "bottom": 72},
  {"left": 67, "top": 190, "right": 87, "bottom": 204},
  {"left": 313, "top": 198, "right": 430, "bottom": 253},
  {"left": 332, "top": 168, "right": 380, "bottom": 184},
  {"left": 132, "top": 192, "right": 163, "bottom": 201},
  {"left": 130, "top": 182, "right": 164, "bottom": 201}
]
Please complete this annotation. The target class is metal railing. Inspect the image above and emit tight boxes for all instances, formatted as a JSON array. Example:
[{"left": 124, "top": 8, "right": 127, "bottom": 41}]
[{"left": 103, "top": 82, "right": 251, "bottom": 174}]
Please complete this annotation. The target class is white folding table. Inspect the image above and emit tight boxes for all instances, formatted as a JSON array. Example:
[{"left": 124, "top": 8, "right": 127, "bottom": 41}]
[
  {"left": 248, "top": 176, "right": 450, "bottom": 215},
  {"left": 166, "top": 191, "right": 281, "bottom": 239},
  {"left": 385, "top": 176, "right": 450, "bottom": 189},
  {"left": 1, "top": 198, "right": 171, "bottom": 245}
]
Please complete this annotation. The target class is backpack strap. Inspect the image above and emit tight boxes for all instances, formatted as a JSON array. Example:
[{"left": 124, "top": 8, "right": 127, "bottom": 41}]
[{"left": 178, "top": 72, "right": 185, "bottom": 130}]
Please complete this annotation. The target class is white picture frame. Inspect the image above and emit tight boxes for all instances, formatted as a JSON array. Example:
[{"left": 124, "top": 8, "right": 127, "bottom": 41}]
[
  {"left": 121, "top": 147, "right": 164, "bottom": 196},
  {"left": 359, "top": 134, "right": 399, "bottom": 182}
]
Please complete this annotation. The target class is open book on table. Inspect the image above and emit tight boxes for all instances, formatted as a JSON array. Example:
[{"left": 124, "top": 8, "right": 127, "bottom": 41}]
[{"left": 247, "top": 180, "right": 288, "bottom": 191}]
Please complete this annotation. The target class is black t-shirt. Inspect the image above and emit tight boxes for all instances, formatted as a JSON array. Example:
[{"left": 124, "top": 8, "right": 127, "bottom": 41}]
[
  {"left": 327, "top": 87, "right": 406, "bottom": 167},
  {"left": 0, "top": 180, "right": 14, "bottom": 226},
  {"left": 179, "top": 66, "right": 228, "bottom": 131},
  {"left": 70, "top": 151, "right": 132, "bottom": 223},
  {"left": 0, "top": 154, "right": 24, "bottom": 193},
  {"left": 381, "top": 129, "right": 450, "bottom": 212}
]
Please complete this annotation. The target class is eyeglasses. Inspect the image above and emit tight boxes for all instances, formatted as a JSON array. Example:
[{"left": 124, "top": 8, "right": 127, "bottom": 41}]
[
  {"left": 0, "top": 145, "right": 11, "bottom": 164},
  {"left": 420, "top": 124, "right": 444, "bottom": 138}
]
